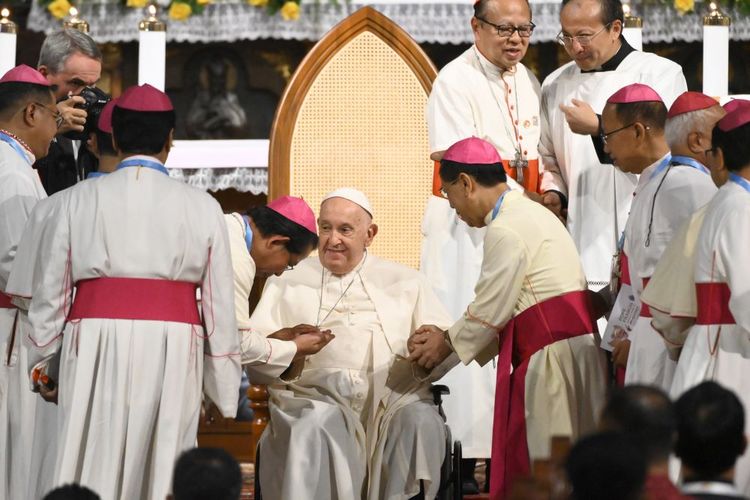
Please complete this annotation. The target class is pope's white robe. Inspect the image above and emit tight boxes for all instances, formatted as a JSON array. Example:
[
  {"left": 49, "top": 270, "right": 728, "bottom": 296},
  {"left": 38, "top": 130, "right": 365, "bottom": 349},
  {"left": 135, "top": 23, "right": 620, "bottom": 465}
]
[
  {"left": 447, "top": 190, "right": 607, "bottom": 495},
  {"left": 223, "top": 212, "right": 297, "bottom": 381},
  {"left": 0, "top": 138, "right": 49, "bottom": 500},
  {"left": 620, "top": 157, "right": 716, "bottom": 390},
  {"left": 540, "top": 49, "right": 686, "bottom": 288},
  {"left": 670, "top": 179, "right": 750, "bottom": 495},
  {"left": 423, "top": 44, "right": 539, "bottom": 457},
  {"left": 26, "top": 161, "right": 241, "bottom": 500},
  {"left": 249, "top": 254, "right": 454, "bottom": 499}
]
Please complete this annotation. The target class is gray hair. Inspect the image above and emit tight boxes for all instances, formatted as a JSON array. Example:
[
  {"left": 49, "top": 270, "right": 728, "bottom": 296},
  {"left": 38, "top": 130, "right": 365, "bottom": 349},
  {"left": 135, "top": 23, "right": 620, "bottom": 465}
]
[
  {"left": 37, "top": 28, "right": 102, "bottom": 74},
  {"left": 664, "top": 106, "right": 723, "bottom": 150}
]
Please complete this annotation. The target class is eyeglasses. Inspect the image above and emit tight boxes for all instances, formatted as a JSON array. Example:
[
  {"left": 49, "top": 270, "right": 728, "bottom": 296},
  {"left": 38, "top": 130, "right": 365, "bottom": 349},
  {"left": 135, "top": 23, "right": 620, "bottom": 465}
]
[
  {"left": 439, "top": 179, "right": 458, "bottom": 199},
  {"left": 476, "top": 16, "right": 536, "bottom": 38},
  {"left": 32, "top": 102, "right": 64, "bottom": 129},
  {"left": 599, "top": 122, "right": 650, "bottom": 145},
  {"left": 556, "top": 23, "right": 612, "bottom": 47}
]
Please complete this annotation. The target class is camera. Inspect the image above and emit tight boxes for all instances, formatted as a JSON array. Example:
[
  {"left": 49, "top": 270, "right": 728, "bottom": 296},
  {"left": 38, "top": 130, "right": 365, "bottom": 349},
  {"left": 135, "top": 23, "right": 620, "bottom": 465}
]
[{"left": 63, "top": 86, "right": 111, "bottom": 141}]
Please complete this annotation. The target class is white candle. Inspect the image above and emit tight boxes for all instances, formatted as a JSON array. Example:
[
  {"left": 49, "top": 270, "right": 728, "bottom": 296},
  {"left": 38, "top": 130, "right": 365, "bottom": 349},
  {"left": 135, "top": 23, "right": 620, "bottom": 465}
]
[
  {"left": 622, "top": 4, "right": 643, "bottom": 51},
  {"left": 138, "top": 5, "right": 166, "bottom": 91},
  {"left": 702, "top": 2, "right": 731, "bottom": 97},
  {"left": 0, "top": 9, "right": 17, "bottom": 76}
]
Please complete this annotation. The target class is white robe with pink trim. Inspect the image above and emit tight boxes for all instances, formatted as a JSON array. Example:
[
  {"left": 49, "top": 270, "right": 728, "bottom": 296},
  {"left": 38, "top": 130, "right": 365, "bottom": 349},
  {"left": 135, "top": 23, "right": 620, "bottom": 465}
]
[{"left": 25, "top": 160, "right": 241, "bottom": 500}]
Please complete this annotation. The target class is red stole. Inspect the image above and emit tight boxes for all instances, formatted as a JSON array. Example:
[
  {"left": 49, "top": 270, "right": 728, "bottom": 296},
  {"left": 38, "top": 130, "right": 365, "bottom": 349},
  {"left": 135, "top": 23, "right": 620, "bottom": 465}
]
[
  {"left": 695, "top": 282, "right": 735, "bottom": 325},
  {"left": 490, "top": 289, "right": 598, "bottom": 499}
]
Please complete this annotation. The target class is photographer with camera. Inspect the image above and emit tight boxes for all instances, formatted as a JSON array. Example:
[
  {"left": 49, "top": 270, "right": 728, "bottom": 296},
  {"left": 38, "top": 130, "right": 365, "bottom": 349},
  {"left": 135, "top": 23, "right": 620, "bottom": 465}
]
[{"left": 34, "top": 28, "right": 103, "bottom": 194}]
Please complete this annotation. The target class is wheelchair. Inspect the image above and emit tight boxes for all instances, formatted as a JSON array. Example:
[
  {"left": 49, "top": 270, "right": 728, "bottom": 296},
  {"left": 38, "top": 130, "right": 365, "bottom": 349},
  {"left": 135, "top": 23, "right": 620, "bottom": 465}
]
[{"left": 254, "top": 384, "right": 463, "bottom": 500}]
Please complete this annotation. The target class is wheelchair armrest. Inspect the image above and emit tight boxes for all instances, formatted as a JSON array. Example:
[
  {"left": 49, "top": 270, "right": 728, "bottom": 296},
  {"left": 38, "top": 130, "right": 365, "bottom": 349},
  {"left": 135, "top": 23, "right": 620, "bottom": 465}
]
[{"left": 431, "top": 384, "right": 450, "bottom": 406}]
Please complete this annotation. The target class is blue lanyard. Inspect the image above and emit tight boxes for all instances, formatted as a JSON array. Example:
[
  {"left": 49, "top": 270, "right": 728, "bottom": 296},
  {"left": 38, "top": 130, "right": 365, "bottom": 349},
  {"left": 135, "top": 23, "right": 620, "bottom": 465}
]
[
  {"left": 242, "top": 215, "right": 253, "bottom": 251},
  {"left": 116, "top": 158, "right": 169, "bottom": 175},
  {"left": 0, "top": 132, "right": 32, "bottom": 165},
  {"left": 490, "top": 189, "right": 511, "bottom": 221},
  {"left": 670, "top": 155, "right": 709, "bottom": 175},
  {"left": 649, "top": 154, "right": 673, "bottom": 180},
  {"left": 87, "top": 171, "right": 107, "bottom": 179},
  {"left": 729, "top": 173, "right": 750, "bottom": 194}
]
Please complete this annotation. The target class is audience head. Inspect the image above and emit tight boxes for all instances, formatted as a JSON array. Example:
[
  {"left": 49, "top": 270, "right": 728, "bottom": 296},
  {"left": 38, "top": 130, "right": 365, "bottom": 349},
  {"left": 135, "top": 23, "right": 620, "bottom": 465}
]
[
  {"left": 599, "top": 385, "right": 676, "bottom": 468},
  {"left": 0, "top": 65, "right": 59, "bottom": 159},
  {"left": 675, "top": 381, "right": 747, "bottom": 481},
  {"left": 37, "top": 28, "right": 102, "bottom": 100},
  {"left": 601, "top": 84, "right": 668, "bottom": 174},
  {"left": 559, "top": 0, "right": 623, "bottom": 71},
  {"left": 43, "top": 484, "right": 101, "bottom": 500},
  {"left": 439, "top": 137, "right": 507, "bottom": 228},
  {"left": 472, "top": 0, "right": 533, "bottom": 71},
  {"left": 112, "top": 84, "right": 175, "bottom": 158},
  {"left": 247, "top": 196, "right": 318, "bottom": 277},
  {"left": 171, "top": 447, "right": 242, "bottom": 500},
  {"left": 318, "top": 187, "right": 377, "bottom": 276},
  {"left": 707, "top": 99, "right": 750, "bottom": 186},
  {"left": 665, "top": 92, "right": 725, "bottom": 165},
  {"left": 566, "top": 432, "right": 647, "bottom": 500}
]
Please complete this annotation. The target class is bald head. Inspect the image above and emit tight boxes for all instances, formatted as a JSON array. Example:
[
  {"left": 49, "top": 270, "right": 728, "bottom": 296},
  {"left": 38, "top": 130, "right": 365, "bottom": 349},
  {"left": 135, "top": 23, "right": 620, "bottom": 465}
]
[{"left": 318, "top": 197, "right": 378, "bottom": 276}]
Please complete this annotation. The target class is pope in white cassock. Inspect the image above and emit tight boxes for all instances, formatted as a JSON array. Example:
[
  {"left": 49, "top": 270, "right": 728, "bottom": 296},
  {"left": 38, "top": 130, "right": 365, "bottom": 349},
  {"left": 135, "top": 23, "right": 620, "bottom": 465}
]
[
  {"left": 249, "top": 188, "right": 455, "bottom": 500},
  {"left": 24, "top": 84, "right": 241, "bottom": 500},
  {"left": 539, "top": 0, "right": 686, "bottom": 291},
  {"left": 668, "top": 101, "right": 750, "bottom": 496},
  {"left": 601, "top": 89, "right": 720, "bottom": 391},
  {"left": 223, "top": 197, "right": 334, "bottom": 378},
  {"left": 409, "top": 138, "right": 607, "bottom": 500},
  {"left": 422, "top": 0, "right": 538, "bottom": 463},
  {"left": 0, "top": 65, "right": 59, "bottom": 500}
]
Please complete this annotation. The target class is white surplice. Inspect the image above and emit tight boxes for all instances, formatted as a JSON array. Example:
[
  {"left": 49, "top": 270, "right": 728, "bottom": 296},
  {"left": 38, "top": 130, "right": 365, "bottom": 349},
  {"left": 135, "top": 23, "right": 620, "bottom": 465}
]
[
  {"left": 621, "top": 157, "right": 716, "bottom": 390},
  {"left": 224, "top": 212, "right": 297, "bottom": 381},
  {"left": 423, "top": 44, "right": 538, "bottom": 457},
  {"left": 249, "top": 254, "right": 454, "bottom": 499},
  {"left": 447, "top": 190, "right": 607, "bottom": 462},
  {"left": 670, "top": 179, "right": 750, "bottom": 495},
  {"left": 540, "top": 49, "right": 686, "bottom": 288},
  {"left": 0, "top": 138, "right": 49, "bottom": 500},
  {"left": 26, "top": 160, "right": 241, "bottom": 500}
]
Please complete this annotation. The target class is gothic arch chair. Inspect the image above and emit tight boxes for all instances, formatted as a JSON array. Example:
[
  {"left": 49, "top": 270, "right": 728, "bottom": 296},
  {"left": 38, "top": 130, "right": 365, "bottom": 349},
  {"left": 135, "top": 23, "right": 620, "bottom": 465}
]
[{"left": 253, "top": 6, "right": 461, "bottom": 498}]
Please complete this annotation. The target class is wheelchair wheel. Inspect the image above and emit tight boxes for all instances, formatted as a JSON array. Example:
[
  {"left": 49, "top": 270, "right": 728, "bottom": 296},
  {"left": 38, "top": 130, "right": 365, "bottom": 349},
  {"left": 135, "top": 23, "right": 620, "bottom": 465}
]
[{"left": 452, "top": 441, "right": 462, "bottom": 500}]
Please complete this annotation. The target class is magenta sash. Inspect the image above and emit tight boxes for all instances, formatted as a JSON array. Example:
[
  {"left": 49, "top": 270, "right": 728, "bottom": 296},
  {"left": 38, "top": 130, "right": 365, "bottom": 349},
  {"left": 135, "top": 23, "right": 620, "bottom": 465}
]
[
  {"left": 0, "top": 292, "right": 15, "bottom": 309},
  {"left": 68, "top": 277, "right": 201, "bottom": 324},
  {"left": 490, "top": 289, "right": 598, "bottom": 499}
]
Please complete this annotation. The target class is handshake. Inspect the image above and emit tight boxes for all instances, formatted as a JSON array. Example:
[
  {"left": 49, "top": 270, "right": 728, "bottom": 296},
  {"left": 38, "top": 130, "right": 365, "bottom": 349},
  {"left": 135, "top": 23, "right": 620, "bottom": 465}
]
[{"left": 268, "top": 324, "right": 335, "bottom": 361}]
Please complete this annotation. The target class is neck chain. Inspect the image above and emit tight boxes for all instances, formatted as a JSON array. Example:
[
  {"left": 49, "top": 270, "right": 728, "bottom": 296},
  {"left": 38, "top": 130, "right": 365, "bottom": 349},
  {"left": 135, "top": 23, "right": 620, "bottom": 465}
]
[
  {"left": 316, "top": 251, "right": 367, "bottom": 327},
  {"left": 473, "top": 47, "right": 527, "bottom": 183},
  {"left": 0, "top": 129, "right": 34, "bottom": 157}
]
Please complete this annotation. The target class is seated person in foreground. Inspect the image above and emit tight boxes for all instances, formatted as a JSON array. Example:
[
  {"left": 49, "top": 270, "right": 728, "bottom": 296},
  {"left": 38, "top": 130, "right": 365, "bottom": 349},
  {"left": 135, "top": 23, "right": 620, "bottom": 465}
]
[{"left": 248, "top": 188, "right": 456, "bottom": 499}]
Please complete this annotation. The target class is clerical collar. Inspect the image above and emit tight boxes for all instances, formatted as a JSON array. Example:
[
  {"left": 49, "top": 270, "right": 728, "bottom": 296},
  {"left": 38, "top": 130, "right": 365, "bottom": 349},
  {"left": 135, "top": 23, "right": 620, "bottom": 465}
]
[
  {"left": 473, "top": 45, "right": 516, "bottom": 77},
  {"left": 581, "top": 37, "right": 635, "bottom": 73}
]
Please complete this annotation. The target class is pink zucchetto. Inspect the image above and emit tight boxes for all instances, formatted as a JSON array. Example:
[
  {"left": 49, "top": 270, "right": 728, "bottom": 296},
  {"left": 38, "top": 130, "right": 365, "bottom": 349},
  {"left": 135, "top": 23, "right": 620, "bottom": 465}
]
[
  {"left": 0, "top": 64, "right": 51, "bottom": 86},
  {"left": 667, "top": 91, "right": 719, "bottom": 119},
  {"left": 97, "top": 98, "right": 118, "bottom": 134},
  {"left": 116, "top": 84, "right": 173, "bottom": 112},
  {"left": 722, "top": 99, "right": 750, "bottom": 115},
  {"left": 267, "top": 195, "right": 317, "bottom": 235},
  {"left": 443, "top": 137, "right": 503, "bottom": 164},
  {"left": 717, "top": 100, "right": 750, "bottom": 132},
  {"left": 607, "top": 83, "right": 663, "bottom": 104}
]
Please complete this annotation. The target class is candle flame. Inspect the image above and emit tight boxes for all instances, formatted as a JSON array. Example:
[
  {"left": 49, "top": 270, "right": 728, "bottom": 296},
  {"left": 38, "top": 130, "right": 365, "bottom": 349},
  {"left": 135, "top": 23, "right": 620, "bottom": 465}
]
[
  {"left": 709, "top": 1, "right": 717, "bottom": 10},
  {"left": 1, "top": 8, "right": 9, "bottom": 18},
  {"left": 622, "top": 3, "right": 631, "bottom": 15},
  {"left": 69, "top": 6, "right": 78, "bottom": 17},
  {"left": 147, "top": 4, "right": 156, "bottom": 16}
]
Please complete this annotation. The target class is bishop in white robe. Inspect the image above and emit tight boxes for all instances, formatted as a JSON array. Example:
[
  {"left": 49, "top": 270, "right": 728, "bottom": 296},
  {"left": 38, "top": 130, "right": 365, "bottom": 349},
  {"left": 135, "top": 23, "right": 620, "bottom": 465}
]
[{"left": 250, "top": 189, "right": 455, "bottom": 500}]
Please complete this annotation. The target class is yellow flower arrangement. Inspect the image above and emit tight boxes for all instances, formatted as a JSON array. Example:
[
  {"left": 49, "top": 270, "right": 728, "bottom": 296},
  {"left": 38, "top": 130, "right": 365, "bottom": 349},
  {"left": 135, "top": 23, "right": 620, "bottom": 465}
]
[
  {"left": 168, "top": 0, "right": 191, "bottom": 19},
  {"left": 248, "top": 0, "right": 269, "bottom": 7},
  {"left": 126, "top": 0, "right": 148, "bottom": 7},
  {"left": 47, "top": 0, "right": 72, "bottom": 19},
  {"left": 196, "top": 0, "right": 212, "bottom": 5},
  {"left": 674, "top": 0, "right": 694, "bottom": 14},
  {"left": 279, "top": 0, "right": 299, "bottom": 20}
]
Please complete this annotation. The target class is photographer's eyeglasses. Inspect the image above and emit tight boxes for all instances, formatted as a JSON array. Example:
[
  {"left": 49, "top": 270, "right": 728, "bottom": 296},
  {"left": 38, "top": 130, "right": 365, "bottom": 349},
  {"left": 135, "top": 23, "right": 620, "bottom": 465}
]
[
  {"left": 32, "top": 102, "right": 64, "bottom": 129},
  {"left": 475, "top": 16, "right": 536, "bottom": 38},
  {"left": 556, "top": 23, "right": 612, "bottom": 47}
]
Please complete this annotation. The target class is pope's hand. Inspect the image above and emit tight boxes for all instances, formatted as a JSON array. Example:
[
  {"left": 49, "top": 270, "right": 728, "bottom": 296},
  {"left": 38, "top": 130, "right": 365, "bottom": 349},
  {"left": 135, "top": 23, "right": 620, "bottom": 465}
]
[
  {"left": 559, "top": 99, "right": 599, "bottom": 136},
  {"left": 57, "top": 95, "right": 87, "bottom": 134},
  {"left": 269, "top": 323, "right": 320, "bottom": 341},
  {"left": 293, "top": 330, "right": 334, "bottom": 359},
  {"left": 611, "top": 336, "right": 631, "bottom": 368},
  {"left": 408, "top": 325, "right": 452, "bottom": 371}
]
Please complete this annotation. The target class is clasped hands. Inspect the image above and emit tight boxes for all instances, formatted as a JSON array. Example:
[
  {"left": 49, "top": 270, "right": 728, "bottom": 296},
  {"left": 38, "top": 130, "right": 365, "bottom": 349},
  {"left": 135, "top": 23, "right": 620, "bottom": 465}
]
[
  {"left": 407, "top": 325, "right": 453, "bottom": 371},
  {"left": 269, "top": 324, "right": 335, "bottom": 360}
]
